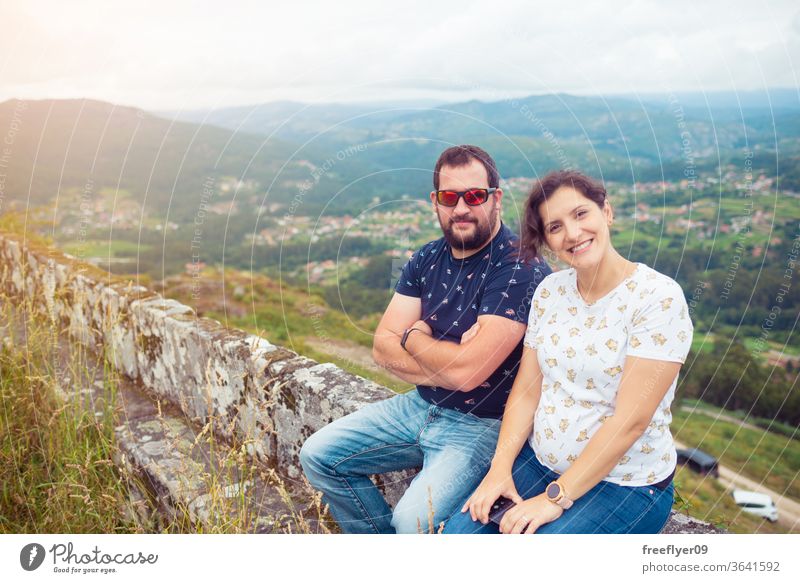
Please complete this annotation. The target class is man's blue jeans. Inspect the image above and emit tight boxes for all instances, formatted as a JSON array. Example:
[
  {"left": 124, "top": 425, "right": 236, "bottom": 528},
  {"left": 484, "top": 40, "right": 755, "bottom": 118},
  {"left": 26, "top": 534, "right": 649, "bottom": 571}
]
[
  {"left": 299, "top": 390, "right": 501, "bottom": 534},
  {"left": 443, "top": 442, "right": 675, "bottom": 534}
]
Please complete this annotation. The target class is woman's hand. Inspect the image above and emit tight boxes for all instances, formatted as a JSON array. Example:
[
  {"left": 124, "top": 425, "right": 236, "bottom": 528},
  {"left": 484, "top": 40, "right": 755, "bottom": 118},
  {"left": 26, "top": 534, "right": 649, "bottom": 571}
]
[
  {"left": 460, "top": 322, "right": 480, "bottom": 344},
  {"left": 462, "top": 466, "right": 523, "bottom": 524},
  {"left": 498, "top": 493, "right": 563, "bottom": 534}
]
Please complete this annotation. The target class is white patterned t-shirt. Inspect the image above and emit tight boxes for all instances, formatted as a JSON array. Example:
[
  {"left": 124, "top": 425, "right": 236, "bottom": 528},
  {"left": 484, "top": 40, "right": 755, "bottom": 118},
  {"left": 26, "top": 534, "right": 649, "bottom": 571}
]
[{"left": 522, "top": 263, "right": 693, "bottom": 486}]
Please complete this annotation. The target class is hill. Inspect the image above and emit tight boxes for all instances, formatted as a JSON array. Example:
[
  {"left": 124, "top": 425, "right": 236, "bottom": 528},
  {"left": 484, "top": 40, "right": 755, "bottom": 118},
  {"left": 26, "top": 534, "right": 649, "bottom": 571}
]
[
  {"left": 0, "top": 98, "right": 336, "bottom": 220},
  {"left": 164, "top": 92, "right": 800, "bottom": 184},
  {"left": 3, "top": 94, "right": 799, "bottom": 223}
]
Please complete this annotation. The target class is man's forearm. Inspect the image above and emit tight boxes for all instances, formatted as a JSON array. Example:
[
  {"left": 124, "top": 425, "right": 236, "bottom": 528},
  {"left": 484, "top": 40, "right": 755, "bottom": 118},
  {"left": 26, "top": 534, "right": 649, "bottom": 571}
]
[
  {"left": 373, "top": 331, "right": 447, "bottom": 386},
  {"left": 403, "top": 329, "right": 471, "bottom": 390},
  {"left": 373, "top": 330, "right": 462, "bottom": 388},
  {"left": 374, "top": 342, "right": 437, "bottom": 386}
]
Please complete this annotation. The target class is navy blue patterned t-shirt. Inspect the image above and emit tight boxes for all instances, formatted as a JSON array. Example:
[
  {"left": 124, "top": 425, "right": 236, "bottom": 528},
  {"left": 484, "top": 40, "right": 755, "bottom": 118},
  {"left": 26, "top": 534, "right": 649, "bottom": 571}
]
[{"left": 395, "top": 222, "right": 551, "bottom": 418}]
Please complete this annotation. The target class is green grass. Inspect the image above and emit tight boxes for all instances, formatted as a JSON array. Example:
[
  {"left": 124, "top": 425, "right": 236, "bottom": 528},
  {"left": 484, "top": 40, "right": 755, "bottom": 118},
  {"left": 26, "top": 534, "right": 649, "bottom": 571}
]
[
  {"left": 671, "top": 407, "right": 800, "bottom": 501},
  {"left": 742, "top": 337, "right": 800, "bottom": 358},
  {"left": 611, "top": 227, "right": 663, "bottom": 249},
  {"left": 210, "top": 312, "right": 412, "bottom": 394},
  {"left": 0, "top": 289, "right": 328, "bottom": 534},
  {"left": 98, "top": 187, "right": 133, "bottom": 199},
  {"left": 0, "top": 304, "right": 139, "bottom": 533},
  {"left": 297, "top": 341, "right": 414, "bottom": 394},
  {"left": 690, "top": 331, "right": 716, "bottom": 353},
  {"left": 166, "top": 266, "right": 414, "bottom": 390},
  {"left": 672, "top": 465, "right": 791, "bottom": 533},
  {"left": 686, "top": 332, "right": 795, "bottom": 360},
  {"left": 681, "top": 398, "right": 800, "bottom": 442},
  {"left": 774, "top": 197, "right": 800, "bottom": 220},
  {"left": 60, "top": 239, "right": 151, "bottom": 257},
  {"left": 0, "top": 212, "right": 135, "bottom": 286},
  {"left": 163, "top": 266, "right": 378, "bottom": 352}
]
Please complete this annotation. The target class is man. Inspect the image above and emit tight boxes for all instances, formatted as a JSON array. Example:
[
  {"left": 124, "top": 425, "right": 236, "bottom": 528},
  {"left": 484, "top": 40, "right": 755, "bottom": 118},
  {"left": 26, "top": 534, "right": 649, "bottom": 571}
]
[{"left": 300, "top": 145, "right": 551, "bottom": 533}]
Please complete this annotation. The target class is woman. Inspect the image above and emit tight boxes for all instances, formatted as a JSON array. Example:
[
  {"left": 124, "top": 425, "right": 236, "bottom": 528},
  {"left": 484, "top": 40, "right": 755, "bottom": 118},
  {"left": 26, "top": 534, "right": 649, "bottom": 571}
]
[{"left": 443, "top": 170, "right": 693, "bottom": 534}]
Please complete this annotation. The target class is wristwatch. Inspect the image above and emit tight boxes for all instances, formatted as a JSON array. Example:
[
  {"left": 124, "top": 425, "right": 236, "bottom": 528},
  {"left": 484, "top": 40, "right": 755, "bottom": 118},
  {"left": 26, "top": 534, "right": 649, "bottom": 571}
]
[
  {"left": 545, "top": 480, "right": 574, "bottom": 510},
  {"left": 400, "top": 327, "right": 421, "bottom": 352}
]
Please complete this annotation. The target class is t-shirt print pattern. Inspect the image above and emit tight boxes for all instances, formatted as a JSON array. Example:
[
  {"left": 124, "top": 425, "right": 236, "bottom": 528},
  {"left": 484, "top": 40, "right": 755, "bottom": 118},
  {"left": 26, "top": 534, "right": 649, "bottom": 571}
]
[
  {"left": 395, "top": 223, "right": 551, "bottom": 418},
  {"left": 522, "top": 263, "right": 693, "bottom": 486}
]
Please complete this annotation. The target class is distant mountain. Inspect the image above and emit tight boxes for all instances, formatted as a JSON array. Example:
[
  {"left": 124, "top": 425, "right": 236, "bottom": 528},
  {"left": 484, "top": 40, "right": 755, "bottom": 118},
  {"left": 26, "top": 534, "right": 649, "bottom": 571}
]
[
  {"left": 157, "top": 99, "right": 446, "bottom": 140},
  {"left": 1, "top": 93, "right": 798, "bottom": 228},
  {"left": 633, "top": 88, "right": 800, "bottom": 111},
  {"left": 163, "top": 92, "right": 800, "bottom": 185},
  {"left": 0, "top": 99, "right": 317, "bottom": 220}
]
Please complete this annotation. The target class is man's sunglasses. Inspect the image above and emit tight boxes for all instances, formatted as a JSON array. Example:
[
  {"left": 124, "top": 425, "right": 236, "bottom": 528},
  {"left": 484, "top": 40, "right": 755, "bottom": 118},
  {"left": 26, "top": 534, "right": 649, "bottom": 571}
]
[{"left": 435, "top": 187, "right": 497, "bottom": 207}]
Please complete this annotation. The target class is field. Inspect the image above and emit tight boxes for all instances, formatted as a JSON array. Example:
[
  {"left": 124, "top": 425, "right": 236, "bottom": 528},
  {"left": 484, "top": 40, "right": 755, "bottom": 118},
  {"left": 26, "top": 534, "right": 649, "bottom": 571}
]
[
  {"left": 672, "top": 405, "right": 800, "bottom": 501},
  {"left": 61, "top": 239, "right": 151, "bottom": 257},
  {"left": 672, "top": 465, "right": 791, "bottom": 533}
]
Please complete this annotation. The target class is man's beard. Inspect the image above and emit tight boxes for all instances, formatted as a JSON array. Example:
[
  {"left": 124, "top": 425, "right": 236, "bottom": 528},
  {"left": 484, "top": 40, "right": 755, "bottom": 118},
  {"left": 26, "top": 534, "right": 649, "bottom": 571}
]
[{"left": 438, "top": 206, "right": 498, "bottom": 252}]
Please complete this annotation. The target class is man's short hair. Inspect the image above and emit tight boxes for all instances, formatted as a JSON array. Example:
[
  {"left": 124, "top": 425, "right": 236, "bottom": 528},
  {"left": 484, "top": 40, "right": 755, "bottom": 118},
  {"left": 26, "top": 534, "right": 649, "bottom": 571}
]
[{"left": 433, "top": 145, "right": 500, "bottom": 190}]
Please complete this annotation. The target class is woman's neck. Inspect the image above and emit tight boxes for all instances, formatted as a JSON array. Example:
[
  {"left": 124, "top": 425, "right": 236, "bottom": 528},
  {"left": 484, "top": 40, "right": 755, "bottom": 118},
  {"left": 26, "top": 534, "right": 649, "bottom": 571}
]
[{"left": 574, "top": 250, "right": 636, "bottom": 303}]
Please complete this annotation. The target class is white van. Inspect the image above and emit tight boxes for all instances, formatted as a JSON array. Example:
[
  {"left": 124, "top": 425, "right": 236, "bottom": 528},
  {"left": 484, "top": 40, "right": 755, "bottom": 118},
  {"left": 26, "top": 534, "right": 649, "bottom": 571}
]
[{"left": 732, "top": 489, "right": 778, "bottom": 522}]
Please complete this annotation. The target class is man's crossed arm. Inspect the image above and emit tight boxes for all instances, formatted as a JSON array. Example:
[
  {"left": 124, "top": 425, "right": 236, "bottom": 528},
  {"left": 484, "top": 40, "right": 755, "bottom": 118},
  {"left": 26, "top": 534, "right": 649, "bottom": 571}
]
[{"left": 372, "top": 293, "right": 526, "bottom": 392}]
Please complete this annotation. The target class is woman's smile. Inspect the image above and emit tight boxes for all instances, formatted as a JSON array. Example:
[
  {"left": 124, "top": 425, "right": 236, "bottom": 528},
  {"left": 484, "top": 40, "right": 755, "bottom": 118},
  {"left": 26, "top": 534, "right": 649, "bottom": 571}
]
[{"left": 568, "top": 239, "right": 593, "bottom": 254}]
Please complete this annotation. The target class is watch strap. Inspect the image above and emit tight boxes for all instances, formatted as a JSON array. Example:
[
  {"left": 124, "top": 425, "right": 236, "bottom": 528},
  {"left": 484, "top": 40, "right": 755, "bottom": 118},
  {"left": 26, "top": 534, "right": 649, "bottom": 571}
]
[
  {"left": 546, "top": 480, "right": 574, "bottom": 510},
  {"left": 400, "top": 327, "right": 420, "bottom": 351}
]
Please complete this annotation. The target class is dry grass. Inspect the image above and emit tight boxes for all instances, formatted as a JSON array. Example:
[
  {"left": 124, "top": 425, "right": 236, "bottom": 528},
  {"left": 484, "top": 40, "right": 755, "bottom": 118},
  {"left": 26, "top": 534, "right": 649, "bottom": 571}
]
[
  {"left": 0, "top": 292, "right": 141, "bottom": 533},
  {"left": 0, "top": 232, "right": 328, "bottom": 534}
]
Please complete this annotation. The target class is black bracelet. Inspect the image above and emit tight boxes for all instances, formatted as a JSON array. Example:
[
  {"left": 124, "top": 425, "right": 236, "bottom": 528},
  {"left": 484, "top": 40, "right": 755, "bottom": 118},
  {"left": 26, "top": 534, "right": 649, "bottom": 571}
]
[{"left": 400, "top": 327, "right": 421, "bottom": 352}]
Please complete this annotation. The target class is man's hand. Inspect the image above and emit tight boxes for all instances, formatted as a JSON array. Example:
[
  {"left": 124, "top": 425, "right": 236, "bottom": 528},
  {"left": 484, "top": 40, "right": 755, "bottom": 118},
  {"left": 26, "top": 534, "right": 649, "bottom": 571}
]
[
  {"left": 460, "top": 322, "right": 480, "bottom": 344},
  {"left": 410, "top": 319, "right": 432, "bottom": 336},
  {"left": 404, "top": 314, "right": 526, "bottom": 392},
  {"left": 374, "top": 292, "right": 527, "bottom": 392},
  {"left": 372, "top": 294, "right": 437, "bottom": 386},
  {"left": 410, "top": 319, "right": 479, "bottom": 344}
]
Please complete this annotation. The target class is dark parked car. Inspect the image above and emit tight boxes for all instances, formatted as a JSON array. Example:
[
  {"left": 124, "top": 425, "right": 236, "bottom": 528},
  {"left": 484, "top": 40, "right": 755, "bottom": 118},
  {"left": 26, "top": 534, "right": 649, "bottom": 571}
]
[{"left": 676, "top": 448, "right": 719, "bottom": 477}]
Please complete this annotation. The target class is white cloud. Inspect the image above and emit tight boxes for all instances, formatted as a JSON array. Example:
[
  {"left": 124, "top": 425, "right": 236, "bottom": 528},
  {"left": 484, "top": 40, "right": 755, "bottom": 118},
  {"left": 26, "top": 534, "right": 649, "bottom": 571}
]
[{"left": 0, "top": 0, "right": 797, "bottom": 109}]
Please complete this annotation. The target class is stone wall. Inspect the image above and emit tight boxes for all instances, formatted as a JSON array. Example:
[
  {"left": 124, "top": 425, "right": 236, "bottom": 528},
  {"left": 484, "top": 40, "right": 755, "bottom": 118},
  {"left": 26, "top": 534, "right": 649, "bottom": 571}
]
[
  {"left": 0, "top": 230, "right": 718, "bottom": 533},
  {"left": 0, "top": 231, "right": 411, "bottom": 504}
]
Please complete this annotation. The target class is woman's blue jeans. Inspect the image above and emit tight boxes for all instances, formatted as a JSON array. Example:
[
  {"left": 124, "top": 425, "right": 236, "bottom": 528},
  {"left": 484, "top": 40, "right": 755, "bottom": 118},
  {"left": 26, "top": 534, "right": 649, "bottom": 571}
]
[
  {"left": 300, "top": 390, "right": 501, "bottom": 534},
  {"left": 444, "top": 442, "right": 674, "bottom": 534}
]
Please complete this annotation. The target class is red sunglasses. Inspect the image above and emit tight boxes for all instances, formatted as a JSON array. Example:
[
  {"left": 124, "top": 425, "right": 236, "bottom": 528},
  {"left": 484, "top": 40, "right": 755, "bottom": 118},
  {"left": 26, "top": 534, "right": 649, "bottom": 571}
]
[{"left": 435, "top": 187, "right": 497, "bottom": 207}]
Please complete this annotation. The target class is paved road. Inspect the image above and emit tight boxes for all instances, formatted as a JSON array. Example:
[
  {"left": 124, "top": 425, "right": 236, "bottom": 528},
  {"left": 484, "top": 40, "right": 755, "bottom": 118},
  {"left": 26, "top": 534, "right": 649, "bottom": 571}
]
[{"left": 675, "top": 440, "right": 800, "bottom": 532}]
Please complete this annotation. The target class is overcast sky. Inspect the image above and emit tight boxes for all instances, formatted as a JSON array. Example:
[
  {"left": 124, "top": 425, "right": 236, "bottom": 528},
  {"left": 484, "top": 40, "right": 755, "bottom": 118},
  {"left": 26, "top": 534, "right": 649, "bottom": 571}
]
[{"left": 1, "top": 0, "right": 798, "bottom": 111}]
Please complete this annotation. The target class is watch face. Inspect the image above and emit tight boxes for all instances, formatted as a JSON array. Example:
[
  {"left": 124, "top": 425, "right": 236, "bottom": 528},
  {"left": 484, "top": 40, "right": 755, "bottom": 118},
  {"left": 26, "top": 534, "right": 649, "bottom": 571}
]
[{"left": 546, "top": 482, "right": 561, "bottom": 499}]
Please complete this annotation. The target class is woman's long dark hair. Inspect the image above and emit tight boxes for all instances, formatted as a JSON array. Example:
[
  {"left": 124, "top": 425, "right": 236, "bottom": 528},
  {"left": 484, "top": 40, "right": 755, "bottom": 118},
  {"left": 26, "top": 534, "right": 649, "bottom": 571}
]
[{"left": 521, "top": 170, "right": 608, "bottom": 259}]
